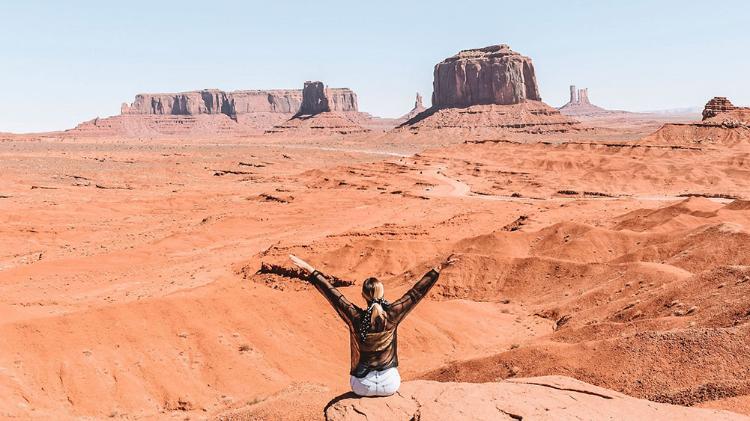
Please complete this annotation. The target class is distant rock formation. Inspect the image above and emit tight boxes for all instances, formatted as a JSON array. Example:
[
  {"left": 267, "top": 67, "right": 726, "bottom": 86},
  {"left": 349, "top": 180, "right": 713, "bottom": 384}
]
[
  {"left": 325, "top": 377, "right": 742, "bottom": 421},
  {"left": 432, "top": 44, "right": 541, "bottom": 108},
  {"left": 68, "top": 85, "right": 368, "bottom": 138},
  {"left": 558, "top": 85, "right": 618, "bottom": 117},
  {"left": 702, "top": 97, "right": 744, "bottom": 120},
  {"left": 266, "top": 81, "right": 368, "bottom": 136},
  {"left": 121, "top": 89, "right": 303, "bottom": 118},
  {"left": 296, "top": 81, "right": 358, "bottom": 116},
  {"left": 641, "top": 97, "right": 750, "bottom": 147},
  {"left": 400, "top": 44, "right": 580, "bottom": 135},
  {"left": 400, "top": 92, "right": 427, "bottom": 121}
]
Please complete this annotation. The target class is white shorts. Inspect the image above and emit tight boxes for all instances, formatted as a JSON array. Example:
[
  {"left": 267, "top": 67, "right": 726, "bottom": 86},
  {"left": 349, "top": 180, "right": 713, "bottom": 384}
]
[{"left": 350, "top": 367, "right": 401, "bottom": 397}]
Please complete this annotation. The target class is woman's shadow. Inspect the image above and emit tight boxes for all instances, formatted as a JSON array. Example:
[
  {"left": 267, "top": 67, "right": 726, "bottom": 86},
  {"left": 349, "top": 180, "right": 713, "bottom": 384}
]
[{"left": 323, "top": 391, "right": 376, "bottom": 414}]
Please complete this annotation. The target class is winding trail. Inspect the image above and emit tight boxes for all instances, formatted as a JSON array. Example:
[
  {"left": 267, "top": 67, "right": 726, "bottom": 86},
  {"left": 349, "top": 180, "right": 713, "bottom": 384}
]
[{"left": 418, "top": 166, "right": 735, "bottom": 203}]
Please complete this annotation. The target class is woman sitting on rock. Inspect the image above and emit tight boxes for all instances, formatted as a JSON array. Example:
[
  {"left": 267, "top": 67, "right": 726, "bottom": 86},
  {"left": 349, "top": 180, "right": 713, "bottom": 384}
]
[{"left": 289, "top": 254, "right": 457, "bottom": 397}]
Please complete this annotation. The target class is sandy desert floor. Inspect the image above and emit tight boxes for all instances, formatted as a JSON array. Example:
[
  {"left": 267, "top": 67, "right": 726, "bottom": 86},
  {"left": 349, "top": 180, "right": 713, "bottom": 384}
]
[{"left": 1, "top": 113, "right": 749, "bottom": 419}]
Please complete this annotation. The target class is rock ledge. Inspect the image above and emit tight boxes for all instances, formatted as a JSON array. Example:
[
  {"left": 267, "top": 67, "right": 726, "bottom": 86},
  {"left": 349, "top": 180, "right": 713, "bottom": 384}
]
[{"left": 325, "top": 376, "right": 745, "bottom": 421}]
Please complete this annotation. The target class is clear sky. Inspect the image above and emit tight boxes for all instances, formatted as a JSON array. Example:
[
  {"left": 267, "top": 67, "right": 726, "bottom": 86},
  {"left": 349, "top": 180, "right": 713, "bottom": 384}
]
[{"left": 2, "top": 0, "right": 749, "bottom": 132}]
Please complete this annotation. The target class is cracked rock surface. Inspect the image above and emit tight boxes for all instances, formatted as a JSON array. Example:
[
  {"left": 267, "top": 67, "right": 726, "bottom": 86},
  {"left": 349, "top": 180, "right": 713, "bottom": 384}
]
[{"left": 324, "top": 376, "right": 746, "bottom": 420}]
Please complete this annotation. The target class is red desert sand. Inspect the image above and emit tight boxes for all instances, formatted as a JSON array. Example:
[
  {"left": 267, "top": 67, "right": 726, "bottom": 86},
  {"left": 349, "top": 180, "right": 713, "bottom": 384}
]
[{"left": 1, "top": 45, "right": 750, "bottom": 420}]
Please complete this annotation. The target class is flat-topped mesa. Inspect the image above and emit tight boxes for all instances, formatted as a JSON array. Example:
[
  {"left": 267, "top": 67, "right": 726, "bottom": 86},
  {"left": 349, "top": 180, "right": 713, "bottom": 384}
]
[
  {"left": 120, "top": 89, "right": 304, "bottom": 118},
  {"left": 296, "top": 81, "right": 358, "bottom": 116},
  {"left": 399, "top": 44, "right": 580, "bottom": 135},
  {"left": 703, "top": 97, "right": 737, "bottom": 120},
  {"left": 432, "top": 44, "right": 541, "bottom": 108}
]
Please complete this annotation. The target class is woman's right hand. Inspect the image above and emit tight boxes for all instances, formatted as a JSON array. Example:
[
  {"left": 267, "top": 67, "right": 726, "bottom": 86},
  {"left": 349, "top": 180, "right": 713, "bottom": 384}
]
[{"left": 289, "top": 254, "right": 316, "bottom": 274}]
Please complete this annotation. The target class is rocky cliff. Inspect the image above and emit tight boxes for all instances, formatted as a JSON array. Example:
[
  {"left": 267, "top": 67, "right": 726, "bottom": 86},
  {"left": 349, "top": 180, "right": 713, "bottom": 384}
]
[
  {"left": 702, "top": 97, "right": 746, "bottom": 121},
  {"left": 297, "top": 81, "right": 358, "bottom": 116},
  {"left": 325, "top": 377, "right": 745, "bottom": 421},
  {"left": 121, "top": 82, "right": 357, "bottom": 117},
  {"left": 400, "top": 44, "right": 579, "bottom": 135},
  {"left": 120, "top": 89, "right": 304, "bottom": 117},
  {"left": 267, "top": 81, "right": 368, "bottom": 135},
  {"left": 432, "top": 44, "right": 541, "bottom": 108},
  {"left": 69, "top": 84, "right": 364, "bottom": 138}
]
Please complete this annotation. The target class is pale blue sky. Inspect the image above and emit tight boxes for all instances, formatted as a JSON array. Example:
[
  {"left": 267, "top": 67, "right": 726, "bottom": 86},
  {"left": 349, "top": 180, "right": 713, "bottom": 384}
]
[{"left": 1, "top": 0, "right": 748, "bottom": 132}]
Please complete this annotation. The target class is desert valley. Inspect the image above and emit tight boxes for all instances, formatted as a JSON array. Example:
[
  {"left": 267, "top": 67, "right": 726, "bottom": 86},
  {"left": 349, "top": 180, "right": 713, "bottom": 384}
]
[{"left": 2, "top": 42, "right": 750, "bottom": 420}]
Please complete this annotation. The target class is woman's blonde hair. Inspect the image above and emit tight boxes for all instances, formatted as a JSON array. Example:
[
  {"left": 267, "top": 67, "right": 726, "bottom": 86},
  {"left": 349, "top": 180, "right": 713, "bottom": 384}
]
[{"left": 362, "top": 277, "right": 387, "bottom": 327}]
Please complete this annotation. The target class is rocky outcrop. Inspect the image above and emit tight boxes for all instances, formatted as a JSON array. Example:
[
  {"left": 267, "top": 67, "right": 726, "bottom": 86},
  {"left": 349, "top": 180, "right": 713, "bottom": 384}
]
[
  {"left": 400, "top": 92, "right": 427, "bottom": 121},
  {"left": 432, "top": 44, "right": 541, "bottom": 108},
  {"left": 398, "top": 44, "right": 580, "bottom": 136},
  {"left": 118, "top": 85, "right": 357, "bottom": 119},
  {"left": 266, "top": 81, "right": 368, "bottom": 135},
  {"left": 69, "top": 84, "right": 365, "bottom": 138},
  {"left": 558, "top": 85, "right": 617, "bottom": 117},
  {"left": 401, "top": 101, "right": 580, "bottom": 134},
  {"left": 121, "top": 89, "right": 304, "bottom": 117},
  {"left": 703, "top": 97, "right": 743, "bottom": 120},
  {"left": 325, "top": 377, "right": 745, "bottom": 421},
  {"left": 641, "top": 97, "right": 750, "bottom": 147},
  {"left": 296, "top": 81, "right": 359, "bottom": 116},
  {"left": 298, "top": 82, "right": 330, "bottom": 115}
]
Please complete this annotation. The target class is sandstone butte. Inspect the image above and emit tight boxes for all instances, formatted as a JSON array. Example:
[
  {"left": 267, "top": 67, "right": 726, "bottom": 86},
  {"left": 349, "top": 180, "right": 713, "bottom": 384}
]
[
  {"left": 400, "top": 44, "right": 580, "bottom": 135},
  {"left": 325, "top": 377, "right": 747, "bottom": 421},
  {"left": 431, "top": 44, "right": 541, "bottom": 108},
  {"left": 266, "top": 81, "right": 370, "bottom": 136}
]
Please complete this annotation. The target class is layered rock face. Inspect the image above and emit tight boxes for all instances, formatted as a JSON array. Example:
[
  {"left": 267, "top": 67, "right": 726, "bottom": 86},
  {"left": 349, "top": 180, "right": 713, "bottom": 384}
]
[
  {"left": 267, "top": 81, "right": 368, "bottom": 135},
  {"left": 121, "top": 89, "right": 304, "bottom": 117},
  {"left": 69, "top": 84, "right": 365, "bottom": 138},
  {"left": 703, "top": 97, "right": 741, "bottom": 120},
  {"left": 326, "top": 377, "right": 743, "bottom": 421},
  {"left": 120, "top": 86, "right": 358, "bottom": 118},
  {"left": 296, "top": 81, "right": 359, "bottom": 116},
  {"left": 400, "top": 44, "right": 579, "bottom": 135},
  {"left": 432, "top": 44, "right": 541, "bottom": 108}
]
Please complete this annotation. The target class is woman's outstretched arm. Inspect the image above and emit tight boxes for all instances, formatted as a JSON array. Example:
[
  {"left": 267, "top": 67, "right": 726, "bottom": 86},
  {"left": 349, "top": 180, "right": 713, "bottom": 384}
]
[
  {"left": 289, "top": 255, "right": 359, "bottom": 326},
  {"left": 389, "top": 254, "right": 458, "bottom": 324}
]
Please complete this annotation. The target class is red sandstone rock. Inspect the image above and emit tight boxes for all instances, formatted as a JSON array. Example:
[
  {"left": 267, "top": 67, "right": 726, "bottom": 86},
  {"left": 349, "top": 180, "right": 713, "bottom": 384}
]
[
  {"left": 121, "top": 89, "right": 304, "bottom": 117},
  {"left": 296, "top": 81, "right": 359, "bottom": 116},
  {"left": 703, "top": 97, "right": 738, "bottom": 120},
  {"left": 267, "top": 81, "right": 367, "bottom": 135},
  {"left": 69, "top": 83, "right": 363, "bottom": 137},
  {"left": 402, "top": 101, "right": 580, "bottom": 134},
  {"left": 432, "top": 44, "right": 541, "bottom": 108},
  {"left": 325, "top": 377, "right": 744, "bottom": 421}
]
